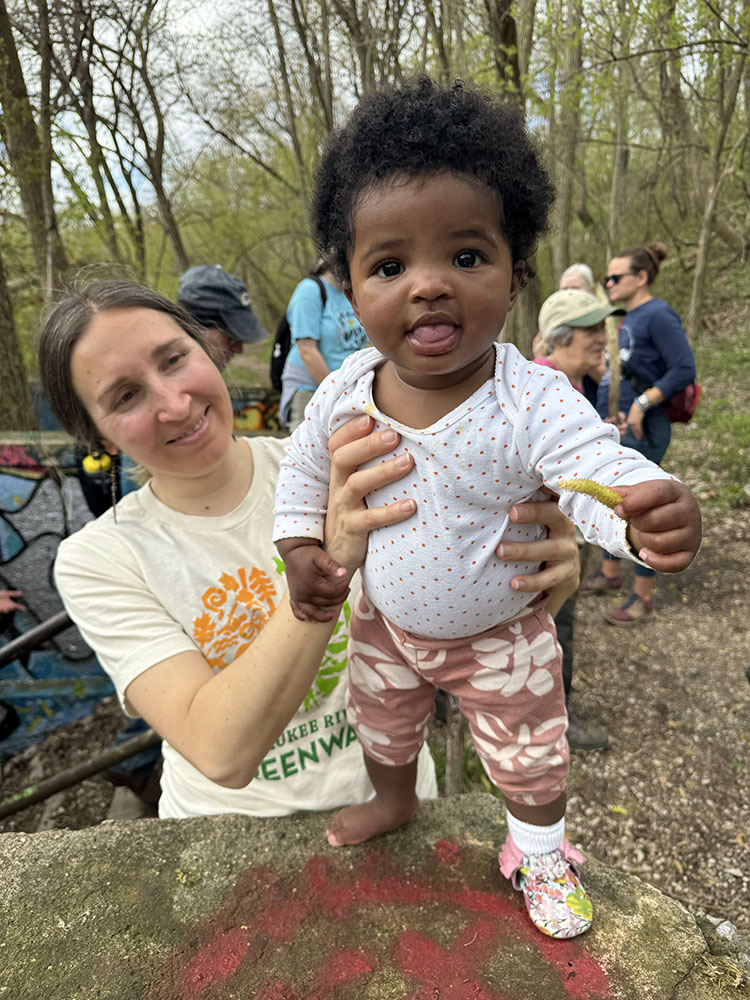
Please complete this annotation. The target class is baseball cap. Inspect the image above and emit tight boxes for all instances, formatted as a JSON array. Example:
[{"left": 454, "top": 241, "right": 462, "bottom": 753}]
[
  {"left": 538, "top": 289, "right": 624, "bottom": 337},
  {"left": 177, "top": 265, "right": 268, "bottom": 344}
]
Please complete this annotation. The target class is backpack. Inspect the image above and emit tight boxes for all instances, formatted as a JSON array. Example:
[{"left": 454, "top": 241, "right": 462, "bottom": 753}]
[
  {"left": 270, "top": 275, "right": 327, "bottom": 391},
  {"left": 664, "top": 381, "right": 702, "bottom": 423},
  {"left": 624, "top": 366, "right": 702, "bottom": 424}
]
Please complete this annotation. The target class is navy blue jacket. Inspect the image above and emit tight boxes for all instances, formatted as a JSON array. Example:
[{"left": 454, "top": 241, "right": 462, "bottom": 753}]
[{"left": 596, "top": 297, "right": 696, "bottom": 418}]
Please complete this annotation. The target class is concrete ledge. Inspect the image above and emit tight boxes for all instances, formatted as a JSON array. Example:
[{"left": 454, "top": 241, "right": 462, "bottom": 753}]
[{"left": 1, "top": 794, "right": 746, "bottom": 999}]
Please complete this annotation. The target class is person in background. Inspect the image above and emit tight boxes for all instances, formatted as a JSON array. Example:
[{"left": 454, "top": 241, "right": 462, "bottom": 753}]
[
  {"left": 531, "top": 263, "right": 597, "bottom": 361},
  {"left": 559, "top": 263, "right": 596, "bottom": 294},
  {"left": 582, "top": 242, "right": 697, "bottom": 625},
  {"left": 177, "top": 265, "right": 269, "bottom": 370},
  {"left": 280, "top": 262, "right": 370, "bottom": 430},
  {"left": 534, "top": 289, "right": 625, "bottom": 752}
]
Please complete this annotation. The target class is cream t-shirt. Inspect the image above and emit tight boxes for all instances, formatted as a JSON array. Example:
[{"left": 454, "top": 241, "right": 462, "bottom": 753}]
[{"left": 55, "top": 436, "right": 436, "bottom": 818}]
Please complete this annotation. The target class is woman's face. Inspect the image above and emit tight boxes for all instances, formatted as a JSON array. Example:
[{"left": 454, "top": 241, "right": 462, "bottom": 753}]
[
  {"left": 559, "top": 272, "right": 589, "bottom": 292},
  {"left": 552, "top": 321, "right": 606, "bottom": 379},
  {"left": 71, "top": 307, "right": 234, "bottom": 480},
  {"left": 606, "top": 256, "right": 645, "bottom": 306}
]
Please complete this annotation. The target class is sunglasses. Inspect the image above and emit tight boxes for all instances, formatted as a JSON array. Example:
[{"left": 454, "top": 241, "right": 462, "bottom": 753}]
[{"left": 605, "top": 272, "right": 635, "bottom": 285}]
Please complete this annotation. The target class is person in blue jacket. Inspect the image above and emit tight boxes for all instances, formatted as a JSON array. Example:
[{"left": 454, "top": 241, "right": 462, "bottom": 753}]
[
  {"left": 582, "top": 241, "right": 697, "bottom": 624},
  {"left": 280, "top": 263, "right": 370, "bottom": 430}
]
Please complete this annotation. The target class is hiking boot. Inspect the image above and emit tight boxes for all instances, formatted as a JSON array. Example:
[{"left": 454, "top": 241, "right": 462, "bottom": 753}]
[
  {"left": 579, "top": 569, "right": 623, "bottom": 595},
  {"left": 499, "top": 836, "right": 592, "bottom": 938},
  {"left": 605, "top": 592, "right": 655, "bottom": 626},
  {"left": 566, "top": 713, "right": 609, "bottom": 751}
]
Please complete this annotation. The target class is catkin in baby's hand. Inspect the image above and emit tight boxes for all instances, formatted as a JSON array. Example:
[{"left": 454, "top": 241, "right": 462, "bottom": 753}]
[{"left": 557, "top": 478, "right": 623, "bottom": 510}]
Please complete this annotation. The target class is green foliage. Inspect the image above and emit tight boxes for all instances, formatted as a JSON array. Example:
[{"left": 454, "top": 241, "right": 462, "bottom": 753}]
[
  {"left": 668, "top": 316, "right": 750, "bottom": 509},
  {"left": 693, "top": 404, "right": 750, "bottom": 508}
]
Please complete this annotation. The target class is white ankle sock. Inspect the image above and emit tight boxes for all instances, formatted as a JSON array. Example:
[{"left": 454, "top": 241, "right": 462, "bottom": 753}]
[{"left": 506, "top": 812, "right": 565, "bottom": 856}]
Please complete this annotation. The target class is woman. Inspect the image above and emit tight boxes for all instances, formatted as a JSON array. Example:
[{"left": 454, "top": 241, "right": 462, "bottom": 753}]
[
  {"left": 583, "top": 242, "right": 696, "bottom": 624},
  {"left": 534, "top": 288, "right": 624, "bottom": 753},
  {"left": 535, "top": 288, "right": 616, "bottom": 404},
  {"left": 280, "top": 264, "right": 370, "bottom": 430},
  {"left": 40, "top": 280, "right": 579, "bottom": 820},
  {"left": 558, "top": 263, "right": 595, "bottom": 294}
]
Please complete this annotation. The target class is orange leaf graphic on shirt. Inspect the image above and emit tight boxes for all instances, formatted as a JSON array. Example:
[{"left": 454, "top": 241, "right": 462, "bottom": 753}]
[
  {"left": 192, "top": 611, "right": 216, "bottom": 645},
  {"left": 193, "top": 567, "right": 278, "bottom": 669}
]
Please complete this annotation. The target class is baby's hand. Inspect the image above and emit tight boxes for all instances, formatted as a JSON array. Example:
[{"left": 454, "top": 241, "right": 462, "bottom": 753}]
[
  {"left": 613, "top": 480, "right": 702, "bottom": 573},
  {"left": 279, "top": 541, "right": 350, "bottom": 622}
]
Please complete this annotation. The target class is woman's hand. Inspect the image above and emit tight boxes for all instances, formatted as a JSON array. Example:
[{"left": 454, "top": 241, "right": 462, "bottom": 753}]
[
  {"left": 0, "top": 589, "right": 24, "bottom": 614},
  {"left": 495, "top": 497, "right": 579, "bottom": 616},
  {"left": 324, "top": 415, "right": 417, "bottom": 573},
  {"left": 626, "top": 400, "right": 646, "bottom": 439},
  {"left": 604, "top": 409, "right": 627, "bottom": 438}
]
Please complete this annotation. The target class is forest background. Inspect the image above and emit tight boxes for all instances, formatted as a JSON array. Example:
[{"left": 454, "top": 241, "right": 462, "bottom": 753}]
[{"left": 0, "top": 0, "right": 748, "bottom": 497}]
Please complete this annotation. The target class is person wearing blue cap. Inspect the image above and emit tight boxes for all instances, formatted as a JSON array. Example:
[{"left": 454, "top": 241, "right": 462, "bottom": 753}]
[{"left": 178, "top": 265, "right": 269, "bottom": 370}]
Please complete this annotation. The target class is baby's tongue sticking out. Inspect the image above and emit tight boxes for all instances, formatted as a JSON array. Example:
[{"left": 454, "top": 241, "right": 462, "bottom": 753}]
[{"left": 407, "top": 323, "right": 458, "bottom": 356}]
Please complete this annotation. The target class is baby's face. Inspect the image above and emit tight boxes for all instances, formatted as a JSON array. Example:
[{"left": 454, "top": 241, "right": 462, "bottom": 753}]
[{"left": 346, "top": 171, "right": 521, "bottom": 392}]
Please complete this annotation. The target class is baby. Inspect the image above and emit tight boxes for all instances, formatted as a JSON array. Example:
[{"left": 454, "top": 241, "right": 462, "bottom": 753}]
[{"left": 273, "top": 78, "right": 701, "bottom": 939}]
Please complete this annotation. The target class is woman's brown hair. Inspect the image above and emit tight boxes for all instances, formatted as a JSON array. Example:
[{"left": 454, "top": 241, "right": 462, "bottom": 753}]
[
  {"left": 615, "top": 241, "right": 667, "bottom": 285},
  {"left": 39, "top": 280, "right": 213, "bottom": 451}
]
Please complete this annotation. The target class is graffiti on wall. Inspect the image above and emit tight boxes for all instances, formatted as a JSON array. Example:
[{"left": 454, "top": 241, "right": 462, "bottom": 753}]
[{"left": 0, "top": 441, "right": 112, "bottom": 761}]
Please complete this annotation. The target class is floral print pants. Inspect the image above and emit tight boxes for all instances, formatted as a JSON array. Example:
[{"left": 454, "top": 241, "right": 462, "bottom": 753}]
[{"left": 347, "top": 591, "right": 569, "bottom": 807}]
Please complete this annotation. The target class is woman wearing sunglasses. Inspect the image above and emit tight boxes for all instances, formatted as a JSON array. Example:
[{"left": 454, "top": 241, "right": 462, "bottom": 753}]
[{"left": 581, "top": 242, "right": 696, "bottom": 625}]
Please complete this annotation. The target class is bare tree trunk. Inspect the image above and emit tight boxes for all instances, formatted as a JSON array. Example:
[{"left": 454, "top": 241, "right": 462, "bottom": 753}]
[
  {"left": 288, "top": 0, "right": 334, "bottom": 133},
  {"left": 687, "top": 127, "right": 748, "bottom": 337},
  {"left": 607, "top": 95, "right": 628, "bottom": 259},
  {"left": 267, "top": 0, "right": 308, "bottom": 199},
  {"left": 606, "top": 0, "right": 632, "bottom": 259},
  {"left": 515, "top": 265, "right": 542, "bottom": 358},
  {"left": 331, "top": 0, "right": 377, "bottom": 94},
  {"left": 515, "top": 0, "right": 537, "bottom": 79},
  {"left": 37, "top": 0, "right": 54, "bottom": 300},
  {"left": 659, "top": 21, "right": 749, "bottom": 257},
  {"left": 152, "top": 182, "right": 189, "bottom": 273},
  {"left": 54, "top": 6, "right": 123, "bottom": 264},
  {"left": 0, "top": 246, "right": 36, "bottom": 430},
  {"left": 424, "top": 0, "right": 450, "bottom": 83},
  {"left": 0, "top": 0, "right": 67, "bottom": 289},
  {"left": 483, "top": 0, "right": 522, "bottom": 96},
  {"left": 552, "top": 0, "right": 582, "bottom": 277}
]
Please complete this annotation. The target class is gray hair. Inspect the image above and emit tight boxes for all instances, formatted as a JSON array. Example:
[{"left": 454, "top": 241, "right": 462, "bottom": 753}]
[
  {"left": 39, "top": 279, "right": 215, "bottom": 451},
  {"left": 543, "top": 323, "right": 575, "bottom": 349},
  {"left": 559, "top": 263, "right": 595, "bottom": 293}
]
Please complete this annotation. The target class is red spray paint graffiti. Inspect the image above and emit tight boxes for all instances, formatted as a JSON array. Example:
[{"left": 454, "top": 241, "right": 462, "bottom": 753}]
[{"left": 159, "top": 840, "right": 613, "bottom": 1000}]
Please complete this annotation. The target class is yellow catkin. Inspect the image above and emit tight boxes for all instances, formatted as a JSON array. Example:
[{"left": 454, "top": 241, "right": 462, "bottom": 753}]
[{"left": 557, "top": 478, "right": 623, "bottom": 510}]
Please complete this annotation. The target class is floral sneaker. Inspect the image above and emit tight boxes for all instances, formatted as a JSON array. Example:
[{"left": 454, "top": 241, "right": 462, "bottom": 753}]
[{"left": 499, "top": 835, "right": 593, "bottom": 938}]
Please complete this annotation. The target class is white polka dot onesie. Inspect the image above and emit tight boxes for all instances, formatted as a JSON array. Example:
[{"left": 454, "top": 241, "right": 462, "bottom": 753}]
[{"left": 273, "top": 343, "right": 674, "bottom": 639}]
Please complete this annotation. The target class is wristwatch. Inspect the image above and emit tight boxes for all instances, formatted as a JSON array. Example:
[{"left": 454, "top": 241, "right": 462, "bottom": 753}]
[{"left": 636, "top": 392, "right": 652, "bottom": 412}]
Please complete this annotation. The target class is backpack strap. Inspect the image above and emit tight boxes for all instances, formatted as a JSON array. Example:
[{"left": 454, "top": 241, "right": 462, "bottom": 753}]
[{"left": 309, "top": 274, "right": 328, "bottom": 309}]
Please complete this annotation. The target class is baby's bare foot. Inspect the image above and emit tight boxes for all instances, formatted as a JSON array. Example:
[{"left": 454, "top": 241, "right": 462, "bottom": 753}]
[{"left": 326, "top": 796, "right": 419, "bottom": 846}]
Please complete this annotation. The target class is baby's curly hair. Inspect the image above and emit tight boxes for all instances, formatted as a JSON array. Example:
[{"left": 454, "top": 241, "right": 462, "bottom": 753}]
[{"left": 312, "top": 77, "right": 555, "bottom": 284}]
